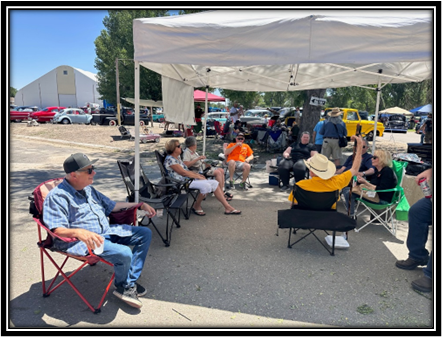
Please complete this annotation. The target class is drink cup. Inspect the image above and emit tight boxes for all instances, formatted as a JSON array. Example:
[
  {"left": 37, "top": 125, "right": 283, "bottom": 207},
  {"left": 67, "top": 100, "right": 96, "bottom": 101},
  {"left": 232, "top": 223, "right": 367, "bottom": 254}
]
[{"left": 94, "top": 238, "right": 104, "bottom": 255}]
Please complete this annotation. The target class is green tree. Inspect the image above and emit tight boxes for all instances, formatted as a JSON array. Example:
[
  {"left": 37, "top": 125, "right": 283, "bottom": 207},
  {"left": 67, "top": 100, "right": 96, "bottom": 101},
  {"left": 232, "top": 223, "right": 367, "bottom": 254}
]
[
  {"left": 218, "top": 89, "right": 261, "bottom": 110},
  {"left": 94, "top": 10, "right": 168, "bottom": 106},
  {"left": 10, "top": 86, "right": 17, "bottom": 97}
]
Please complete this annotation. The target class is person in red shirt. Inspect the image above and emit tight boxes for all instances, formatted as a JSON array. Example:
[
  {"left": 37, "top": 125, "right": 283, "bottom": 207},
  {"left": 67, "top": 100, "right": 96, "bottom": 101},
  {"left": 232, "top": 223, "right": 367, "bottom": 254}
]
[{"left": 225, "top": 133, "right": 254, "bottom": 190}]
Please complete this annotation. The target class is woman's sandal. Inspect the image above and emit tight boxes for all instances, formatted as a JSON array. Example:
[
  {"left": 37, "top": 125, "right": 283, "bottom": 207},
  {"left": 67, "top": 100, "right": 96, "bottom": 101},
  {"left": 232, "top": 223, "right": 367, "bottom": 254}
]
[
  {"left": 224, "top": 192, "right": 233, "bottom": 201},
  {"left": 192, "top": 208, "right": 206, "bottom": 216},
  {"left": 224, "top": 209, "right": 241, "bottom": 215}
]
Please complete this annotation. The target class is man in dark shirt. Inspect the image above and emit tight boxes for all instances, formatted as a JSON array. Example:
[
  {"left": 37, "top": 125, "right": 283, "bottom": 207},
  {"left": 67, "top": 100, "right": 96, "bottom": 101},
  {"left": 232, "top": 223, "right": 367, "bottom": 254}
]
[
  {"left": 319, "top": 108, "right": 347, "bottom": 166},
  {"left": 335, "top": 138, "right": 375, "bottom": 179},
  {"left": 277, "top": 131, "right": 317, "bottom": 191},
  {"left": 194, "top": 104, "right": 204, "bottom": 134}
]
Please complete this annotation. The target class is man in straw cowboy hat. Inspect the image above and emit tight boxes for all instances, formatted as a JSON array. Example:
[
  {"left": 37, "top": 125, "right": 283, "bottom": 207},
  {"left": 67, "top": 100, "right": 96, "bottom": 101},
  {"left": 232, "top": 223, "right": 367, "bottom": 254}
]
[
  {"left": 288, "top": 135, "right": 364, "bottom": 209},
  {"left": 319, "top": 107, "right": 348, "bottom": 166}
]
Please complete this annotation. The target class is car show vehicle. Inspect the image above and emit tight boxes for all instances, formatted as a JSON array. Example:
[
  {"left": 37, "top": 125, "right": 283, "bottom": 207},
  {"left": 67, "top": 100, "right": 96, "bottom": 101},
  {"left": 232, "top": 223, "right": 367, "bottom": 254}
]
[
  {"left": 9, "top": 106, "right": 40, "bottom": 122},
  {"left": 205, "top": 112, "right": 230, "bottom": 124},
  {"left": 52, "top": 108, "right": 93, "bottom": 125},
  {"left": 240, "top": 109, "right": 273, "bottom": 125},
  {"left": 323, "top": 108, "right": 385, "bottom": 141},
  {"left": 29, "top": 106, "right": 66, "bottom": 123},
  {"left": 91, "top": 107, "right": 150, "bottom": 126},
  {"left": 381, "top": 114, "right": 409, "bottom": 133}
]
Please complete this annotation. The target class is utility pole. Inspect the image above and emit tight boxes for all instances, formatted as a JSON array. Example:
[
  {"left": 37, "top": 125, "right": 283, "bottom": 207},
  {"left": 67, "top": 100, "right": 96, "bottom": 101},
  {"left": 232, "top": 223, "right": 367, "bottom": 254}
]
[{"left": 115, "top": 58, "right": 121, "bottom": 126}]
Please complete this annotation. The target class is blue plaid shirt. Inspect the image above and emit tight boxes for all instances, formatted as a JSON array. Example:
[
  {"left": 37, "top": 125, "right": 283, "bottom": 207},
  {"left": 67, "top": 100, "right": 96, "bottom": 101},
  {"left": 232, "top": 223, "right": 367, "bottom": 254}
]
[{"left": 43, "top": 178, "right": 134, "bottom": 256}]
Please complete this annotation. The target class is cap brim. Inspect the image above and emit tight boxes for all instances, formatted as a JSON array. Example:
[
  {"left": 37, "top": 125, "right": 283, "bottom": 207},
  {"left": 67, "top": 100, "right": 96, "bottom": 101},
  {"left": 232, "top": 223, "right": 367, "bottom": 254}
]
[{"left": 78, "top": 158, "right": 98, "bottom": 170}]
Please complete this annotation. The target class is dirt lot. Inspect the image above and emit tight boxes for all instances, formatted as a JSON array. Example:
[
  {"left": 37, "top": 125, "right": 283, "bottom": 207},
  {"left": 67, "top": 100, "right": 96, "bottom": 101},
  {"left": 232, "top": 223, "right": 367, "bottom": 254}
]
[{"left": 9, "top": 121, "right": 411, "bottom": 162}]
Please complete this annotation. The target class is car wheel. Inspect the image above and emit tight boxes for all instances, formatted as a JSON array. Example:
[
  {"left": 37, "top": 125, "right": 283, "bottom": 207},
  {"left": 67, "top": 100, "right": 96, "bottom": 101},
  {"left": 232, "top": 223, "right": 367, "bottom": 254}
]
[
  {"left": 140, "top": 121, "right": 145, "bottom": 127},
  {"left": 14, "top": 119, "right": 22, "bottom": 123},
  {"left": 90, "top": 120, "right": 96, "bottom": 125},
  {"left": 155, "top": 137, "right": 160, "bottom": 143},
  {"left": 109, "top": 120, "right": 117, "bottom": 126},
  {"left": 61, "top": 118, "right": 70, "bottom": 124}
]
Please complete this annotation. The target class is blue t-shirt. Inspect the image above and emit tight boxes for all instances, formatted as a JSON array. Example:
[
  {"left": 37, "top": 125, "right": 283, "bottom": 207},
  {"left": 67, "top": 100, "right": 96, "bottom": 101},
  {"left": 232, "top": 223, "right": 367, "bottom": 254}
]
[{"left": 313, "top": 120, "right": 325, "bottom": 145}]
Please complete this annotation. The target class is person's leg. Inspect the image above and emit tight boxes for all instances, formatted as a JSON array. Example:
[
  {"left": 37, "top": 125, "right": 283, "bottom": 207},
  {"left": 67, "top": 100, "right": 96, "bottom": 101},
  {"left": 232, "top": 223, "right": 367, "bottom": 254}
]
[
  {"left": 241, "top": 162, "right": 251, "bottom": 183},
  {"left": 341, "top": 186, "right": 357, "bottom": 217},
  {"left": 213, "top": 168, "right": 225, "bottom": 192},
  {"left": 227, "top": 160, "right": 236, "bottom": 188},
  {"left": 292, "top": 159, "right": 307, "bottom": 182},
  {"left": 277, "top": 158, "right": 294, "bottom": 187},
  {"left": 396, "top": 197, "right": 432, "bottom": 270}
]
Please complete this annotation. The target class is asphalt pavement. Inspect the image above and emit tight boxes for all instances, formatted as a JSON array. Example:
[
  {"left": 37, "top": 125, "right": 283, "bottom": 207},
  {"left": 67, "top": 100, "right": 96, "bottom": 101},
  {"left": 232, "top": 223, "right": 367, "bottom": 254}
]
[{"left": 7, "top": 135, "right": 434, "bottom": 332}]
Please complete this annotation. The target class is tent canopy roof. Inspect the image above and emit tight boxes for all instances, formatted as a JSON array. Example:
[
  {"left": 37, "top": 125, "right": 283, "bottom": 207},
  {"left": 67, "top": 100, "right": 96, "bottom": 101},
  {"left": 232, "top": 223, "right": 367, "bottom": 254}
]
[
  {"left": 122, "top": 97, "right": 163, "bottom": 107},
  {"left": 134, "top": 10, "right": 432, "bottom": 92},
  {"left": 379, "top": 106, "right": 414, "bottom": 115},
  {"left": 194, "top": 89, "right": 225, "bottom": 102},
  {"left": 410, "top": 103, "right": 432, "bottom": 113}
]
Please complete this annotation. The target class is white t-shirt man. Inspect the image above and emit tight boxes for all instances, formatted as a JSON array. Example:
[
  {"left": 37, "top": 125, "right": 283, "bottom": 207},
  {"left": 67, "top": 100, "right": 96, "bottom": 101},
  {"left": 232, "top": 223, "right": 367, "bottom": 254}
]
[{"left": 230, "top": 104, "right": 240, "bottom": 123}]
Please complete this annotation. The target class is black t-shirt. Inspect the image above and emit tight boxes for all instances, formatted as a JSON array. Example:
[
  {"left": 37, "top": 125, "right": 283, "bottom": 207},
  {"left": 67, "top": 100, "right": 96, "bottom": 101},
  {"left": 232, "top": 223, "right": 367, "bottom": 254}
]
[
  {"left": 367, "top": 166, "right": 397, "bottom": 202},
  {"left": 289, "top": 142, "right": 317, "bottom": 162},
  {"left": 195, "top": 108, "right": 203, "bottom": 119},
  {"left": 425, "top": 118, "right": 432, "bottom": 132}
]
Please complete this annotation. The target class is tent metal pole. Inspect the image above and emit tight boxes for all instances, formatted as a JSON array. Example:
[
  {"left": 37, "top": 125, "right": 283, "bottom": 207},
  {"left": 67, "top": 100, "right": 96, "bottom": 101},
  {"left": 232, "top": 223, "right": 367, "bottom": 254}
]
[
  {"left": 203, "top": 86, "right": 208, "bottom": 155},
  {"left": 372, "top": 77, "right": 382, "bottom": 154},
  {"left": 134, "top": 61, "right": 140, "bottom": 203}
]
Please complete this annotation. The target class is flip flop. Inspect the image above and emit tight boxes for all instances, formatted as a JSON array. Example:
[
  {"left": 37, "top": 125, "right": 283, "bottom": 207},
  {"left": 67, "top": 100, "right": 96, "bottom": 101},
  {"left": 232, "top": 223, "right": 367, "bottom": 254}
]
[
  {"left": 224, "top": 193, "right": 233, "bottom": 201},
  {"left": 192, "top": 208, "right": 206, "bottom": 216},
  {"left": 224, "top": 209, "right": 241, "bottom": 215}
]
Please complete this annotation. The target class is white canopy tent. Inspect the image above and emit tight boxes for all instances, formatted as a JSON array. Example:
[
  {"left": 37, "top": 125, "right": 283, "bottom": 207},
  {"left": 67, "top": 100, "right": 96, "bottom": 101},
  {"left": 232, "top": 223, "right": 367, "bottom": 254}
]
[
  {"left": 379, "top": 106, "right": 414, "bottom": 116},
  {"left": 131, "top": 10, "right": 433, "bottom": 201}
]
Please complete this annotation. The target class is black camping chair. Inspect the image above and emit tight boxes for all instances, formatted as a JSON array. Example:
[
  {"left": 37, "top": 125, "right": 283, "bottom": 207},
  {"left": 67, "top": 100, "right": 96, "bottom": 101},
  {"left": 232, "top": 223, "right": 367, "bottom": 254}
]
[
  {"left": 117, "top": 158, "right": 187, "bottom": 247},
  {"left": 118, "top": 126, "right": 134, "bottom": 140},
  {"left": 154, "top": 150, "right": 200, "bottom": 219},
  {"left": 277, "top": 185, "right": 356, "bottom": 255}
]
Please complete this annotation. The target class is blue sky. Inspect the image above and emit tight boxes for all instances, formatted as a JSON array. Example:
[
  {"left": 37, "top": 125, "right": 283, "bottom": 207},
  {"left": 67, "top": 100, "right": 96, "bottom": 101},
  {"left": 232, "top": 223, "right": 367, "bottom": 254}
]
[{"left": 9, "top": 9, "right": 181, "bottom": 90}]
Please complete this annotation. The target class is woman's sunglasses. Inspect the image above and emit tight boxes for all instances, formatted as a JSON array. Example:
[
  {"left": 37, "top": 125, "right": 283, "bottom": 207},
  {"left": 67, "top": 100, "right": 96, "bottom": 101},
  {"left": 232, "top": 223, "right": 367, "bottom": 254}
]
[{"left": 372, "top": 156, "right": 378, "bottom": 160}]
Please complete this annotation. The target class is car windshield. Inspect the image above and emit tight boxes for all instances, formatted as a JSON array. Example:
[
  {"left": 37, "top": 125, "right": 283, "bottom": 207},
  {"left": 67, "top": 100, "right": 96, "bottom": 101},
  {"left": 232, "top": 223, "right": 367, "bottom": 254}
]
[{"left": 390, "top": 115, "right": 405, "bottom": 121}]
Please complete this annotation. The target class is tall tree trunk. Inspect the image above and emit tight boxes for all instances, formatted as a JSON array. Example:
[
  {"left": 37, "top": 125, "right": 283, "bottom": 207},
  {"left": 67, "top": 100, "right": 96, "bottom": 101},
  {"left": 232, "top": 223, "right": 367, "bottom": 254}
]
[{"left": 300, "top": 89, "right": 327, "bottom": 136}]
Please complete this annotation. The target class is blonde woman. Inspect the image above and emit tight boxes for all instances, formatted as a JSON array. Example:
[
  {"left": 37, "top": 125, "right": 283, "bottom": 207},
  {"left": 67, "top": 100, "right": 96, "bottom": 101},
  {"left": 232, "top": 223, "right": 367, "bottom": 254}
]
[
  {"left": 342, "top": 149, "right": 397, "bottom": 217},
  {"left": 163, "top": 139, "right": 241, "bottom": 216}
]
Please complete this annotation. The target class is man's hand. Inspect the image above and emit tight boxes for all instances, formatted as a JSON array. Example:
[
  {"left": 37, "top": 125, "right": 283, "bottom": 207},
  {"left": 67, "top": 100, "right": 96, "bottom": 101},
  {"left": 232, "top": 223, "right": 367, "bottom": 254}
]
[
  {"left": 140, "top": 203, "right": 156, "bottom": 218},
  {"left": 75, "top": 228, "right": 104, "bottom": 251}
]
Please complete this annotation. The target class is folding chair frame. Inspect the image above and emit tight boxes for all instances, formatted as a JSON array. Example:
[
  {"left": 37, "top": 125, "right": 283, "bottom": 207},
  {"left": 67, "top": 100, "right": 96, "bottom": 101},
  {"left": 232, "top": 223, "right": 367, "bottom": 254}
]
[{"left": 30, "top": 178, "right": 143, "bottom": 313}]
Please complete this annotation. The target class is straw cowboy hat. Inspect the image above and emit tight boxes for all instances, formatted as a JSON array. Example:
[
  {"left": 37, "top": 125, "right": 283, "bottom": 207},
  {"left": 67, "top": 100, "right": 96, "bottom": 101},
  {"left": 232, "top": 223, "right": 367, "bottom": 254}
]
[
  {"left": 303, "top": 153, "right": 336, "bottom": 180},
  {"left": 327, "top": 108, "right": 343, "bottom": 117}
]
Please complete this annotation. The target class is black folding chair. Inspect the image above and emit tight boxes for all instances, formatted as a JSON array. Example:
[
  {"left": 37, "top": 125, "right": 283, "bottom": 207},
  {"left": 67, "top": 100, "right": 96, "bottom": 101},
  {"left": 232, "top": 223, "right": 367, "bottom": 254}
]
[
  {"left": 118, "top": 126, "right": 134, "bottom": 140},
  {"left": 277, "top": 185, "right": 356, "bottom": 256},
  {"left": 154, "top": 150, "right": 199, "bottom": 219},
  {"left": 117, "top": 158, "right": 187, "bottom": 247}
]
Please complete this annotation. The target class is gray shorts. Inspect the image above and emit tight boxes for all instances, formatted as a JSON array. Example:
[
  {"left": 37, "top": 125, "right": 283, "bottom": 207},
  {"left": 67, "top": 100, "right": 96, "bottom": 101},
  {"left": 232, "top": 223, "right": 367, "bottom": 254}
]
[{"left": 321, "top": 138, "right": 342, "bottom": 160}]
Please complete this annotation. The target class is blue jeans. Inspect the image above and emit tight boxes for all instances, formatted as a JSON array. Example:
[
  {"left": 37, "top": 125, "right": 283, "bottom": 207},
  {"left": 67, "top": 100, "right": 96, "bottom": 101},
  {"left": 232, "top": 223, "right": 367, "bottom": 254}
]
[
  {"left": 407, "top": 197, "right": 432, "bottom": 279},
  {"left": 99, "top": 226, "right": 152, "bottom": 289}
]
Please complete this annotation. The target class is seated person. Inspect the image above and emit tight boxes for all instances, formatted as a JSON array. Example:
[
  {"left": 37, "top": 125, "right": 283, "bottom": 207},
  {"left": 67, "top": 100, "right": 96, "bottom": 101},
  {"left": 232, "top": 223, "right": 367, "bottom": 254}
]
[
  {"left": 341, "top": 149, "right": 397, "bottom": 217},
  {"left": 164, "top": 139, "right": 240, "bottom": 215},
  {"left": 288, "top": 135, "right": 364, "bottom": 209},
  {"left": 271, "top": 118, "right": 286, "bottom": 132},
  {"left": 43, "top": 153, "right": 156, "bottom": 309},
  {"left": 335, "top": 138, "right": 376, "bottom": 180},
  {"left": 278, "top": 131, "right": 318, "bottom": 191},
  {"left": 232, "top": 120, "right": 246, "bottom": 138},
  {"left": 182, "top": 136, "right": 233, "bottom": 201},
  {"left": 225, "top": 133, "right": 254, "bottom": 190}
]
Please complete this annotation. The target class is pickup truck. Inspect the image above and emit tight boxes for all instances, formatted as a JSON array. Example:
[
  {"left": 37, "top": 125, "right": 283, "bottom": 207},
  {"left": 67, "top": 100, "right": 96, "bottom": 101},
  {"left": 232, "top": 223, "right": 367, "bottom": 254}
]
[
  {"left": 91, "top": 108, "right": 150, "bottom": 126},
  {"left": 322, "top": 108, "right": 384, "bottom": 141}
]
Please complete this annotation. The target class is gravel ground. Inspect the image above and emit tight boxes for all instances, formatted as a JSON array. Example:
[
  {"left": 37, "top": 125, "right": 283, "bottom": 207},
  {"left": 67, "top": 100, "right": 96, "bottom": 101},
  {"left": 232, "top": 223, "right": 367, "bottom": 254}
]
[{"left": 9, "top": 121, "right": 409, "bottom": 161}]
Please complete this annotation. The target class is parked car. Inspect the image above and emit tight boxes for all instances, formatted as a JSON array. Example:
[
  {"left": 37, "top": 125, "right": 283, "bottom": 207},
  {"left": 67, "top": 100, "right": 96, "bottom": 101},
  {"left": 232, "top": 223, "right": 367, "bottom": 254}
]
[
  {"left": 151, "top": 112, "right": 165, "bottom": 122},
  {"left": 382, "top": 114, "right": 409, "bottom": 133},
  {"left": 240, "top": 109, "right": 273, "bottom": 125},
  {"left": 205, "top": 112, "right": 230, "bottom": 124},
  {"left": 29, "top": 106, "right": 66, "bottom": 123},
  {"left": 90, "top": 107, "right": 150, "bottom": 126},
  {"left": 52, "top": 108, "right": 93, "bottom": 125},
  {"left": 9, "top": 106, "right": 40, "bottom": 122}
]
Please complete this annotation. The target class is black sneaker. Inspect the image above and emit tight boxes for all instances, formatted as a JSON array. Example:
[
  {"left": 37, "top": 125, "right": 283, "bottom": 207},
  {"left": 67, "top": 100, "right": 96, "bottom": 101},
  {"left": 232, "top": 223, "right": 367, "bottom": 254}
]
[
  {"left": 113, "top": 285, "right": 143, "bottom": 308},
  {"left": 229, "top": 180, "right": 235, "bottom": 190},
  {"left": 135, "top": 282, "right": 147, "bottom": 297},
  {"left": 280, "top": 185, "right": 289, "bottom": 191},
  {"left": 411, "top": 276, "right": 432, "bottom": 293}
]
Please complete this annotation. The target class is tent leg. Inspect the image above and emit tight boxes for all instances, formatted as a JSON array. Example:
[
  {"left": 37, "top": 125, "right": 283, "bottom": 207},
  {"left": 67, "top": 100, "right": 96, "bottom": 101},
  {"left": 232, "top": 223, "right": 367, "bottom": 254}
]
[
  {"left": 134, "top": 61, "right": 140, "bottom": 202},
  {"left": 372, "top": 77, "right": 382, "bottom": 153}
]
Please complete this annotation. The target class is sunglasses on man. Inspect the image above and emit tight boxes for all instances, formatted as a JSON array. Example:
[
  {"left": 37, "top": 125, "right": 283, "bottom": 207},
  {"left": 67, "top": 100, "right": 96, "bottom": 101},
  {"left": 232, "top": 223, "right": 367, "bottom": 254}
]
[
  {"left": 236, "top": 138, "right": 244, "bottom": 141},
  {"left": 77, "top": 166, "right": 95, "bottom": 174}
]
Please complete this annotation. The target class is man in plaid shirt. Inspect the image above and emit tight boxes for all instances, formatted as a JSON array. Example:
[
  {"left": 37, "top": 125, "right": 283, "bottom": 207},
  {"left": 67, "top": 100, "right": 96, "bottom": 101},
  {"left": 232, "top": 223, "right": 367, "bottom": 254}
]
[{"left": 43, "top": 153, "right": 156, "bottom": 309}]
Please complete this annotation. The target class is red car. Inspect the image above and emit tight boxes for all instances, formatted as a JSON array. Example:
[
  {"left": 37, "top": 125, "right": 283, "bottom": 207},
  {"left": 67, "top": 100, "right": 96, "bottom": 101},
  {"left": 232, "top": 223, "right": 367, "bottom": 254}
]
[
  {"left": 29, "top": 106, "right": 66, "bottom": 123},
  {"left": 9, "top": 106, "right": 40, "bottom": 122}
]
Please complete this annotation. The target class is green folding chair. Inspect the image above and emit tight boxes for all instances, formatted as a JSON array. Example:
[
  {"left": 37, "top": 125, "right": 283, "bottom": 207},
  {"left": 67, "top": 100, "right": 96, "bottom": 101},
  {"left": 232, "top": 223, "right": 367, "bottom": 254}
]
[{"left": 353, "top": 160, "right": 409, "bottom": 236}]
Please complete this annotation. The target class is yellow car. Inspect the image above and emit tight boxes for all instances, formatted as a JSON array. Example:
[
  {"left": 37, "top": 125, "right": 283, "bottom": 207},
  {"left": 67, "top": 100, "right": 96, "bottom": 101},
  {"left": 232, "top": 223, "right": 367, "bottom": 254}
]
[{"left": 323, "top": 108, "right": 384, "bottom": 141}]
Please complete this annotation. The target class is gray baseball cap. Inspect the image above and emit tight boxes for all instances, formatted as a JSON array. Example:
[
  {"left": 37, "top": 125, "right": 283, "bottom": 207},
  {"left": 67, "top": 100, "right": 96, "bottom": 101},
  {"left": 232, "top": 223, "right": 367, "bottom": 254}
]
[{"left": 63, "top": 153, "right": 98, "bottom": 173}]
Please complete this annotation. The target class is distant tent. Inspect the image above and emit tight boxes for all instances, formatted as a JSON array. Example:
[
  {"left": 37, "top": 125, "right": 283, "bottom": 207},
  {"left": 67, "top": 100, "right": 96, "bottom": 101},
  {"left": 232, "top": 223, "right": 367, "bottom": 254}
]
[
  {"left": 194, "top": 90, "right": 226, "bottom": 102},
  {"left": 410, "top": 103, "right": 432, "bottom": 114}
]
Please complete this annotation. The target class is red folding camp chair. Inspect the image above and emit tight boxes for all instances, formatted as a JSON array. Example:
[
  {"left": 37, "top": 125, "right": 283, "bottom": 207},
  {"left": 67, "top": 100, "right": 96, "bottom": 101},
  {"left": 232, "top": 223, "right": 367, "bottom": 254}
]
[{"left": 29, "top": 178, "right": 143, "bottom": 313}]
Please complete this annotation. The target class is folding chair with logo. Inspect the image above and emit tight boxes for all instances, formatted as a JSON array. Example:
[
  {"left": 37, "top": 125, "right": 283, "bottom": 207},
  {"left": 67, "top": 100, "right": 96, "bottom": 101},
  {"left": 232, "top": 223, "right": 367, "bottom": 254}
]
[
  {"left": 29, "top": 178, "right": 143, "bottom": 313},
  {"left": 353, "top": 160, "right": 409, "bottom": 236},
  {"left": 277, "top": 185, "right": 356, "bottom": 255},
  {"left": 117, "top": 158, "right": 187, "bottom": 247}
]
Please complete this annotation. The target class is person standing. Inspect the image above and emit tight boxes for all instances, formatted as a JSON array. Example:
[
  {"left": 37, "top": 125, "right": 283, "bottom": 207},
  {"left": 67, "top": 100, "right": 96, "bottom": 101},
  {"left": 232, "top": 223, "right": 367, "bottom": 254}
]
[
  {"left": 395, "top": 168, "right": 433, "bottom": 292},
  {"left": 229, "top": 101, "right": 240, "bottom": 123},
  {"left": 312, "top": 118, "right": 326, "bottom": 154},
  {"left": 319, "top": 108, "right": 347, "bottom": 166},
  {"left": 418, "top": 113, "right": 432, "bottom": 144},
  {"left": 194, "top": 104, "right": 204, "bottom": 135}
]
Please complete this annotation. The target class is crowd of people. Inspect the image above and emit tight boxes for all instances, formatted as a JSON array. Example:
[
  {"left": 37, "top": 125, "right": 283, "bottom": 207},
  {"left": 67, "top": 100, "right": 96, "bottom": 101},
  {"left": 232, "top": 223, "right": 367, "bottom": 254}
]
[{"left": 41, "top": 104, "right": 432, "bottom": 312}]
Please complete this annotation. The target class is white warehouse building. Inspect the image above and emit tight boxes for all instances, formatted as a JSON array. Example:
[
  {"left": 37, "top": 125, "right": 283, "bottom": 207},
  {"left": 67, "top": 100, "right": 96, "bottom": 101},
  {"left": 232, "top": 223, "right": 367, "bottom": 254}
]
[{"left": 14, "top": 65, "right": 103, "bottom": 108}]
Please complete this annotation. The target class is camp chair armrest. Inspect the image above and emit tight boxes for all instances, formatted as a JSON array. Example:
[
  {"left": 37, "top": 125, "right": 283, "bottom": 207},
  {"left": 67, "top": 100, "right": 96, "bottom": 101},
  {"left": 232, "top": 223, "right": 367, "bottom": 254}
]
[
  {"left": 34, "top": 218, "right": 79, "bottom": 243},
  {"left": 361, "top": 187, "right": 402, "bottom": 193}
]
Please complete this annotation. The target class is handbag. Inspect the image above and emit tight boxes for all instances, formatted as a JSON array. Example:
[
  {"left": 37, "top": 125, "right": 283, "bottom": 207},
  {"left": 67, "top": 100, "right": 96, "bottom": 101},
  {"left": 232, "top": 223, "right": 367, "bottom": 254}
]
[
  {"left": 352, "top": 184, "right": 380, "bottom": 203},
  {"left": 333, "top": 123, "right": 348, "bottom": 147}
]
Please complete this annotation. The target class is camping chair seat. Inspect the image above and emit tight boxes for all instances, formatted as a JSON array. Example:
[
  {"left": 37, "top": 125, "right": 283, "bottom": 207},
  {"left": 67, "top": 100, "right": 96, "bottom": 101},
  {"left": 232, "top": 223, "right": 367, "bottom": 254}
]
[
  {"left": 118, "top": 126, "right": 134, "bottom": 140},
  {"left": 353, "top": 160, "right": 409, "bottom": 236},
  {"left": 277, "top": 186, "right": 356, "bottom": 255},
  {"left": 117, "top": 158, "right": 188, "bottom": 247},
  {"left": 29, "top": 178, "right": 142, "bottom": 313}
]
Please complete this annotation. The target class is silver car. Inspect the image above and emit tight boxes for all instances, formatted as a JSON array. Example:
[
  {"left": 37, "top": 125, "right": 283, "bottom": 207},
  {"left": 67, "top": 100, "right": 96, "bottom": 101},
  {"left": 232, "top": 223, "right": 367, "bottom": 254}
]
[
  {"left": 240, "top": 109, "right": 273, "bottom": 125},
  {"left": 52, "top": 108, "right": 93, "bottom": 124}
]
